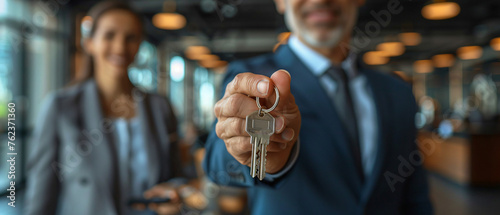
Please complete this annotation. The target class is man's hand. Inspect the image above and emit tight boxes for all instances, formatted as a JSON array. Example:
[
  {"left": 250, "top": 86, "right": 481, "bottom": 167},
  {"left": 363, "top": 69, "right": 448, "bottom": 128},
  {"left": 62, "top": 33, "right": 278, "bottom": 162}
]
[{"left": 214, "top": 70, "right": 301, "bottom": 174}]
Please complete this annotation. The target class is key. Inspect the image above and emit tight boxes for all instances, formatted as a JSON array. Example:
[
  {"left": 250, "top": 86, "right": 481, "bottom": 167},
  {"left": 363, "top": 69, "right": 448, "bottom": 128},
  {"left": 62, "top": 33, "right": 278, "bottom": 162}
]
[
  {"left": 246, "top": 110, "right": 275, "bottom": 180},
  {"left": 245, "top": 86, "right": 280, "bottom": 180}
]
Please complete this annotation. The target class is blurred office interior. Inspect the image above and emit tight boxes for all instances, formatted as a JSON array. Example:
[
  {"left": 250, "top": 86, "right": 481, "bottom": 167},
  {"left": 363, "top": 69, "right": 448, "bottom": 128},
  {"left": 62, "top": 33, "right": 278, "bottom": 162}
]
[{"left": 1, "top": 0, "right": 500, "bottom": 214}]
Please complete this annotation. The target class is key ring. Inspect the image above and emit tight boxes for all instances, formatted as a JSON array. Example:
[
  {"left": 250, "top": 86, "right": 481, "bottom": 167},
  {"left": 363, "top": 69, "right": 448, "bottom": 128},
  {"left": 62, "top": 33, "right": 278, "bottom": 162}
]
[{"left": 256, "top": 86, "right": 279, "bottom": 116}]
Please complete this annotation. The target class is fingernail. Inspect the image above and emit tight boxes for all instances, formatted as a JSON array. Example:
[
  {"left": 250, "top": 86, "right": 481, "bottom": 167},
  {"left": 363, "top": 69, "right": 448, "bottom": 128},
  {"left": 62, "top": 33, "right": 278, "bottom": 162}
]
[
  {"left": 280, "top": 142, "right": 287, "bottom": 149},
  {"left": 280, "top": 69, "right": 291, "bottom": 78},
  {"left": 257, "top": 80, "right": 269, "bottom": 95},
  {"left": 275, "top": 116, "right": 285, "bottom": 132},
  {"left": 282, "top": 129, "right": 294, "bottom": 141}
]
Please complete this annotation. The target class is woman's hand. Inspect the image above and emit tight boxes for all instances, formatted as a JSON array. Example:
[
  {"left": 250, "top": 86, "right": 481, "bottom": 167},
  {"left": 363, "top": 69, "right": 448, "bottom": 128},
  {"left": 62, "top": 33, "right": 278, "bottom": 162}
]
[{"left": 141, "top": 183, "right": 182, "bottom": 215}]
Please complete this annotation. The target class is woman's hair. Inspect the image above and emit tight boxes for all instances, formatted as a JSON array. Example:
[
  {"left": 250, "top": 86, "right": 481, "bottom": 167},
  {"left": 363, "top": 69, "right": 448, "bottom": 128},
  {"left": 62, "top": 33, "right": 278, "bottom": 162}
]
[{"left": 71, "top": 1, "right": 143, "bottom": 85}]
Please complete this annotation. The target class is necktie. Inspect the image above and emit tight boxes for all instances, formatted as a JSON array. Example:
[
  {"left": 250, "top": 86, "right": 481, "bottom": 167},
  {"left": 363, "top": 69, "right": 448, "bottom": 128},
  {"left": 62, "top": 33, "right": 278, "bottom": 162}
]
[{"left": 324, "top": 67, "right": 364, "bottom": 182}]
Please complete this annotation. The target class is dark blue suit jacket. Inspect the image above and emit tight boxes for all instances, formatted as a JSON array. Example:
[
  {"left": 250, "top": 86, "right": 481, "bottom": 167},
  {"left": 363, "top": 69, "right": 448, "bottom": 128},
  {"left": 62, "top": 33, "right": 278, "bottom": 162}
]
[{"left": 203, "top": 45, "right": 433, "bottom": 215}]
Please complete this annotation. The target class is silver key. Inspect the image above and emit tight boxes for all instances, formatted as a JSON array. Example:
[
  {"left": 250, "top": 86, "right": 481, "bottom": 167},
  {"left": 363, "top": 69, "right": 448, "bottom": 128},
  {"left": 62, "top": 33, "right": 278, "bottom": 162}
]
[
  {"left": 245, "top": 86, "right": 280, "bottom": 180},
  {"left": 246, "top": 111, "right": 275, "bottom": 180}
]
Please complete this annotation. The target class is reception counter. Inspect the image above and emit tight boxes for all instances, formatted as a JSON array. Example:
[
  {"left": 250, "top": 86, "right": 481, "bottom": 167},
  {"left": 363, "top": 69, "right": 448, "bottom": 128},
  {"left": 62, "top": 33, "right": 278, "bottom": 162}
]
[{"left": 419, "top": 128, "right": 500, "bottom": 187}]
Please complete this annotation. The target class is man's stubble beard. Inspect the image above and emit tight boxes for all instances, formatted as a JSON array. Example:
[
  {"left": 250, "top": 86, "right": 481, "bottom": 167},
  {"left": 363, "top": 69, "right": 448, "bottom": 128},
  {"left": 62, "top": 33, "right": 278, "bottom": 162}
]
[{"left": 284, "top": 4, "right": 357, "bottom": 49}]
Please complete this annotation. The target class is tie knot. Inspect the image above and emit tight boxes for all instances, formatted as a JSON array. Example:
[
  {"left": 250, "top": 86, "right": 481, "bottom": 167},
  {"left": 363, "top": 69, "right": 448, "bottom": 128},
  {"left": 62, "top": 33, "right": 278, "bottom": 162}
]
[{"left": 325, "top": 66, "right": 349, "bottom": 84}]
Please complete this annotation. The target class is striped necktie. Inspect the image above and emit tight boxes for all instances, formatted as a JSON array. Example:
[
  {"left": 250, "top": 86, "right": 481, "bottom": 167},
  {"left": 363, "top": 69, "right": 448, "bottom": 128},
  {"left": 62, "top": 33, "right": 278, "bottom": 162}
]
[{"left": 324, "top": 66, "right": 364, "bottom": 182}]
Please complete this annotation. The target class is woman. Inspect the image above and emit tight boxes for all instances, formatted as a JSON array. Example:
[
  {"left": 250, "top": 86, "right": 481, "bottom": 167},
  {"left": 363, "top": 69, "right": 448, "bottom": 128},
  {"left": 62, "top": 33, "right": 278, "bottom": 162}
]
[{"left": 26, "top": 2, "right": 183, "bottom": 215}]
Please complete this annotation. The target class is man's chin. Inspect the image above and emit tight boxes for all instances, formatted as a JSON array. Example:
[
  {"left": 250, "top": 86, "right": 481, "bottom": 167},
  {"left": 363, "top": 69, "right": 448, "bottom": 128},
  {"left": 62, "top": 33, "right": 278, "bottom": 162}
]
[{"left": 302, "top": 28, "right": 344, "bottom": 48}]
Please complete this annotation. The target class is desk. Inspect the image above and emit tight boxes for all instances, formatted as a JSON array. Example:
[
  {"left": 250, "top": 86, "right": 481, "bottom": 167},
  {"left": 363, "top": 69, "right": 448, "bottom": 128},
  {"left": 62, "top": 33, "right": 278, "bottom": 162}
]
[{"left": 419, "top": 130, "right": 500, "bottom": 186}]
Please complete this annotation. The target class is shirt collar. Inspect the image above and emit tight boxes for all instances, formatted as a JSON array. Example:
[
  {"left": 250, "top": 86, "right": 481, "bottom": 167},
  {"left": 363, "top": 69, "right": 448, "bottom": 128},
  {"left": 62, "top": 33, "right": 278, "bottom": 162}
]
[{"left": 288, "top": 35, "right": 358, "bottom": 79}]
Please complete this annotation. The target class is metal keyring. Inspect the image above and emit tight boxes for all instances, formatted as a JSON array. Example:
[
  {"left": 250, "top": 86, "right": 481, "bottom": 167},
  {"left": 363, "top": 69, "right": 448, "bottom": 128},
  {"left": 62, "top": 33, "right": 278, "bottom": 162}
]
[{"left": 256, "top": 86, "right": 280, "bottom": 113}]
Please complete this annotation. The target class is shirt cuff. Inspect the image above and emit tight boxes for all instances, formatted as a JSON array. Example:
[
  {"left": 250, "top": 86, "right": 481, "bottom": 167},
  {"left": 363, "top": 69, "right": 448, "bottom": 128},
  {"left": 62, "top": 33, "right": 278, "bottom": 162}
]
[{"left": 264, "top": 138, "right": 300, "bottom": 182}]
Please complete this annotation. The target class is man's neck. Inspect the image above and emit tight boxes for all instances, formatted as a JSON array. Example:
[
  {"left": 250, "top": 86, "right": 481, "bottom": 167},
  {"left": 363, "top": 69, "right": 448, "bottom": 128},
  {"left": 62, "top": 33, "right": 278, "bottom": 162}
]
[{"left": 296, "top": 35, "right": 351, "bottom": 66}]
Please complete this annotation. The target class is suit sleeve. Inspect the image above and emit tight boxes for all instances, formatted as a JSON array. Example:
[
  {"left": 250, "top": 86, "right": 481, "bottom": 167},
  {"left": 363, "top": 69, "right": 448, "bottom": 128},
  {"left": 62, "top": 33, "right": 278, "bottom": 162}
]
[
  {"left": 25, "top": 93, "right": 61, "bottom": 215},
  {"left": 401, "top": 91, "right": 434, "bottom": 215},
  {"left": 202, "top": 62, "right": 291, "bottom": 188}
]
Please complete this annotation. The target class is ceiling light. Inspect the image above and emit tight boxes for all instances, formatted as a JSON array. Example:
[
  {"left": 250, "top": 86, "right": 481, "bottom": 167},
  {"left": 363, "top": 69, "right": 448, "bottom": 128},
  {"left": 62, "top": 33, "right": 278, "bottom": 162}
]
[
  {"left": 200, "top": 60, "right": 228, "bottom": 68},
  {"left": 376, "top": 42, "right": 405, "bottom": 57},
  {"left": 363, "top": 51, "right": 389, "bottom": 65},
  {"left": 490, "top": 37, "right": 500, "bottom": 51},
  {"left": 185, "top": 46, "right": 210, "bottom": 60},
  {"left": 422, "top": 1, "right": 460, "bottom": 20},
  {"left": 398, "top": 32, "right": 421, "bottom": 46},
  {"left": 198, "top": 54, "right": 223, "bottom": 68},
  {"left": 197, "top": 54, "right": 219, "bottom": 61},
  {"left": 153, "top": 13, "right": 186, "bottom": 30},
  {"left": 413, "top": 60, "right": 433, "bottom": 74},
  {"left": 432, "top": 54, "right": 455, "bottom": 68},
  {"left": 221, "top": 4, "right": 238, "bottom": 18},
  {"left": 200, "top": 0, "right": 217, "bottom": 13},
  {"left": 457, "top": 46, "right": 482, "bottom": 60}
]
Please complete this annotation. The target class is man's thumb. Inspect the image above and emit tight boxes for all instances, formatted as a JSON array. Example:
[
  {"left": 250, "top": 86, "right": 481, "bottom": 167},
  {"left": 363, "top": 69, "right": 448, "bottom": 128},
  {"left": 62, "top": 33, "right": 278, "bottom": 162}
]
[{"left": 270, "top": 69, "right": 292, "bottom": 106}]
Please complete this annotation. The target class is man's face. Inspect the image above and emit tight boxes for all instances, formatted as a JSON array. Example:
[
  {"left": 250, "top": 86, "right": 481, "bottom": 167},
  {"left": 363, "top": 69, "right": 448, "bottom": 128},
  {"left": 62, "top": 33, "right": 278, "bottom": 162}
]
[{"left": 280, "top": 0, "right": 362, "bottom": 48}]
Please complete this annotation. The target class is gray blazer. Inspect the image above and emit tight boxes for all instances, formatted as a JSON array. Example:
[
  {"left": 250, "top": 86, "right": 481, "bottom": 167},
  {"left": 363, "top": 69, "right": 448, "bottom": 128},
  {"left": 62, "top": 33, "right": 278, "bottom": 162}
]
[{"left": 25, "top": 79, "right": 181, "bottom": 215}]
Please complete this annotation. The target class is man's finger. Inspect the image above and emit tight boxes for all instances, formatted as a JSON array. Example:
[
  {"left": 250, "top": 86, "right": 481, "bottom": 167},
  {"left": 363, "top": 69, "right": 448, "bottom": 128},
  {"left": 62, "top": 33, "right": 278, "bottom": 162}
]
[
  {"left": 225, "top": 136, "right": 252, "bottom": 157},
  {"left": 216, "top": 117, "right": 248, "bottom": 140},
  {"left": 269, "top": 127, "right": 294, "bottom": 144},
  {"left": 215, "top": 94, "right": 259, "bottom": 119},
  {"left": 225, "top": 72, "right": 274, "bottom": 98}
]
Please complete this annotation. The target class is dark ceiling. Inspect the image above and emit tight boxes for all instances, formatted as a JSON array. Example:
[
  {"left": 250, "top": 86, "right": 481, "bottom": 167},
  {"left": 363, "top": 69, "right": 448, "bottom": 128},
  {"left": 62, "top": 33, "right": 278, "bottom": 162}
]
[{"left": 66, "top": 0, "right": 500, "bottom": 63}]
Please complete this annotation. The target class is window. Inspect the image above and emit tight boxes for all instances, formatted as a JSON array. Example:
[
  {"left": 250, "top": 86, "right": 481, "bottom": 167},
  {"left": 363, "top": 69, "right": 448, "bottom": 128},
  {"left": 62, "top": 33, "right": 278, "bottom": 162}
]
[
  {"left": 169, "top": 56, "right": 186, "bottom": 125},
  {"left": 193, "top": 67, "right": 216, "bottom": 131},
  {"left": 0, "top": 0, "right": 70, "bottom": 195},
  {"left": 128, "top": 41, "right": 158, "bottom": 91}
]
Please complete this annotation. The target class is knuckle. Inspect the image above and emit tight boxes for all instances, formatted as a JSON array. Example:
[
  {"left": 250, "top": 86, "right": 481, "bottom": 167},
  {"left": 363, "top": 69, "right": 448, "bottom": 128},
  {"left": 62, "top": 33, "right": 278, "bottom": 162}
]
[
  {"left": 226, "top": 95, "right": 241, "bottom": 116},
  {"left": 215, "top": 121, "right": 224, "bottom": 139},
  {"left": 234, "top": 141, "right": 243, "bottom": 153},
  {"left": 235, "top": 156, "right": 249, "bottom": 166},
  {"left": 232, "top": 119, "right": 244, "bottom": 135},
  {"left": 226, "top": 138, "right": 251, "bottom": 166},
  {"left": 214, "top": 101, "right": 222, "bottom": 118},
  {"left": 237, "top": 139, "right": 251, "bottom": 152},
  {"left": 226, "top": 140, "right": 237, "bottom": 156},
  {"left": 241, "top": 156, "right": 251, "bottom": 166},
  {"left": 232, "top": 73, "right": 244, "bottom": 92},
  {"left": 244, "top": 75, "right": 256, "bottom": 93},
  {"left": 224, "top": 140, "right": 231, "bottom": 152}
]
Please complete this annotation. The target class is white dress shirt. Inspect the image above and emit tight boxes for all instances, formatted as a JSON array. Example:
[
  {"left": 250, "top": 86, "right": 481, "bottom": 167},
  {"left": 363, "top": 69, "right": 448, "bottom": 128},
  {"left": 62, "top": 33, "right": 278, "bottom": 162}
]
[
  {"left": 267, "top": 36, "right": 379, "bottom": 179},
  {"left": 114, "top": 117, "right": 155, "bottom": 215}
]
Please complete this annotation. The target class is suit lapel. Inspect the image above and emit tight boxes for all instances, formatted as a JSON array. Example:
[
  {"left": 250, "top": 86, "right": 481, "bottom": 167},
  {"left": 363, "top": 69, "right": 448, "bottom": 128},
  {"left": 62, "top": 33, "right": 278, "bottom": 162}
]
[
  {"left": 360, "top": 69, "right": 391, "bottom": 204},
  {"left": 81, "top": 79, "right": 122, "bottom": 214},
  {"left": 81, "top": 82, "right": 162, "bottom": 204},
  {"left": 274, "top": 45, "right": 360, "bottom": 180},
  {"left": 135, "top": 92, "right": 161, "bottom": 186}
]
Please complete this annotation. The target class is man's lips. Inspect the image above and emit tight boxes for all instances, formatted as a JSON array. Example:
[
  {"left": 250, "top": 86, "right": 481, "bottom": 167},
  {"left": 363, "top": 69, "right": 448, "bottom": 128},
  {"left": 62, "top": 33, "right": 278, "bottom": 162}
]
[{"left": 305, "top": 9, "right": 336, "bottom": 23}]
